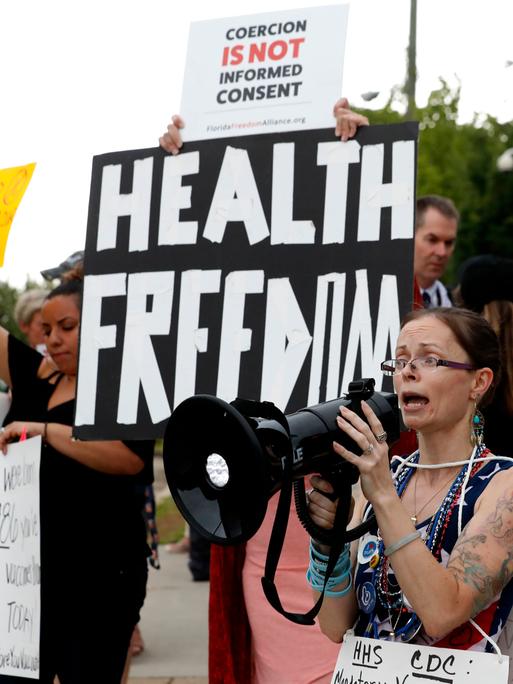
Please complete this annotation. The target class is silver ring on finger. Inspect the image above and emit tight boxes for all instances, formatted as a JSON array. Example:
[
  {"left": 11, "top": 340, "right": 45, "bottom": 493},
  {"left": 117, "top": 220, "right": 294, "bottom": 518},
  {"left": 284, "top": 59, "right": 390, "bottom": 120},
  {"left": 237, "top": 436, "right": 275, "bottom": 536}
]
[
  {"left": 375, "top": 431, "right": 387, "bottom": 443},
  {"left": 0, "top": 427, "right": 5, "bottom": 434},
  {"left": 362, "top": 443, "right": 374, "bottom": 456}
]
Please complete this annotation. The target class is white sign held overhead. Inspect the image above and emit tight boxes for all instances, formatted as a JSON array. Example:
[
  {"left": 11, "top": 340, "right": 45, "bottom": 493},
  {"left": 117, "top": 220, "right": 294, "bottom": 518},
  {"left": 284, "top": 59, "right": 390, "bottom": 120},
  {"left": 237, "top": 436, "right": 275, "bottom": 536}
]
[{"left": 180, "top": 4, "right": 349, "bottom": 140}]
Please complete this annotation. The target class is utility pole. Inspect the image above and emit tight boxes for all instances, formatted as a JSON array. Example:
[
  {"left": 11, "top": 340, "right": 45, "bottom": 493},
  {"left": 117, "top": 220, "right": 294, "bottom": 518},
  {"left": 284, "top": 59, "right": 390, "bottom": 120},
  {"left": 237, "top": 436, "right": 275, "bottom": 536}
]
[{"left": 405, "top": 0, "right": 417, "bottom": 118}]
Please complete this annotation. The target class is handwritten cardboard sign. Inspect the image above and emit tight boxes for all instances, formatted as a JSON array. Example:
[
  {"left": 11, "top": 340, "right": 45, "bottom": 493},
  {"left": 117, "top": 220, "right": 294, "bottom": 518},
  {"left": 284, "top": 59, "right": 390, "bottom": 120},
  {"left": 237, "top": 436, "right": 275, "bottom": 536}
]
[
  {"left": 332, "top": 633, "right": 509, "bottom": 684},
  {"left": 180, "top": 5, "right": 349, "bottom": 140},
  {"left": 0, "top": 437, "right": 41, "bottom": 679}
]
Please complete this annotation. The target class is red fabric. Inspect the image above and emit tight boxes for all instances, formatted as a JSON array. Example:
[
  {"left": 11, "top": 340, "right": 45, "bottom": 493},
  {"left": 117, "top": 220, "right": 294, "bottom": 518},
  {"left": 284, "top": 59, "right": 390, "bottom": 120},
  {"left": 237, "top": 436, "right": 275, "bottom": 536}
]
[
  {"left": 209, "top": 544, "right": 252, "bottom": 683},
  {"left": 434, "top": 602, "right": 498, "bottom": 650},
  {"left": 413, "top": 276, "right": 424, "bottom": 310},
  {"left": 390, "top": 429, "right": 418, "bottom": 457}
]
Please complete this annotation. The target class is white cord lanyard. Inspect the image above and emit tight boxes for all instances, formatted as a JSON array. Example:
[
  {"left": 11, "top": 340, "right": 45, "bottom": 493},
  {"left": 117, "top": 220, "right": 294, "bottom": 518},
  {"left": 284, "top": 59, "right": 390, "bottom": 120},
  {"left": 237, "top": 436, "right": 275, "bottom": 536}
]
[{"left": 392, "top": 448, "right": 513, "bottom": 660}]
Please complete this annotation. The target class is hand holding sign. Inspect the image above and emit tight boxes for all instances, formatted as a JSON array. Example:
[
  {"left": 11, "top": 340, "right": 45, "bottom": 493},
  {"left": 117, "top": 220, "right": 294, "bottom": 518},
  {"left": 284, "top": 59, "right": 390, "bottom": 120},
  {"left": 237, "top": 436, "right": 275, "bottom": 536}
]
[
  {"left": 160, "top": 98, "right": 367, "bottom": 155},
  {"left": 333, "top": 97, "right": 369, "bottom": 141},
  {"left": 0, "top": 422, "right": 45, "bottom": 455},
  {"left": 159, "top": 115, "right": 185, "bottom": 156}
]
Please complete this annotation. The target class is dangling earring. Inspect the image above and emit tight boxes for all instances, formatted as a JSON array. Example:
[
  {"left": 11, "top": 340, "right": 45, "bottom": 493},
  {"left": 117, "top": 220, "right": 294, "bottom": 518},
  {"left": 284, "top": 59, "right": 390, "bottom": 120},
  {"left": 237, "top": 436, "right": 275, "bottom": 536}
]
[{"left": 471, "top": 399, "right": 485, "bottom": 447}]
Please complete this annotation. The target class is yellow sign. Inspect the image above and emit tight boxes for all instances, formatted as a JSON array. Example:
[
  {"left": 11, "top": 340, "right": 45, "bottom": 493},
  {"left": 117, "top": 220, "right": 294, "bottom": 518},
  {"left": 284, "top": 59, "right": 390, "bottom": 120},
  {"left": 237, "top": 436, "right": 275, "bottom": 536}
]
[{"left": 0, "top": 163, "right": 36, "bottom": 266}]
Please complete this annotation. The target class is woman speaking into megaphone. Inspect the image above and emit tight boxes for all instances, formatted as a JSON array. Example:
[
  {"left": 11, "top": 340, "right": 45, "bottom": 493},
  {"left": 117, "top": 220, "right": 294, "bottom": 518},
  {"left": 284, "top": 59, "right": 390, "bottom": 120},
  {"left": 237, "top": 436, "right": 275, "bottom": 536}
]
[{"left": 307, "top": 307, "right": 513, "bottom": 659}]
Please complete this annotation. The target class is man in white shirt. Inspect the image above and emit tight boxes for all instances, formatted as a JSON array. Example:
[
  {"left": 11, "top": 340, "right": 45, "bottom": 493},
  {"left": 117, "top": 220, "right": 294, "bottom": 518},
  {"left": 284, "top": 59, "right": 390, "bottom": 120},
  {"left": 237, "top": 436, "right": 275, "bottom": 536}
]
[{"left": 414, "top": 195, "right": 459, "bottom": 307}]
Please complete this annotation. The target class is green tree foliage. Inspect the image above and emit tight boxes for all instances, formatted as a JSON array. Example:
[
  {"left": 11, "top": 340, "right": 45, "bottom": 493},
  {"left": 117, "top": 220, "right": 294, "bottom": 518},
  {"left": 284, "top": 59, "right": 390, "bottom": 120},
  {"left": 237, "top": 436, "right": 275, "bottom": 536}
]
[
  {"left": 359, "top": 80, "right": 513, "bottom": 283},
  {"left": 0, "top": 281, "right": 22, "bottom": 337},
  {"left": 0, "top": 278, "right": 50, "bottom": 341}
]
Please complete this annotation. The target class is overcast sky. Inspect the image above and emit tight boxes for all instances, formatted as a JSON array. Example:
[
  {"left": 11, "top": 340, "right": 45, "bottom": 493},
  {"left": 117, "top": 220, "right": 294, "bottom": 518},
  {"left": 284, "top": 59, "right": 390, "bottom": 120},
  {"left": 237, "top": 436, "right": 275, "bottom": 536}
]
[{"left": 1, "top": 0, "right": 512, "bottom": 288}]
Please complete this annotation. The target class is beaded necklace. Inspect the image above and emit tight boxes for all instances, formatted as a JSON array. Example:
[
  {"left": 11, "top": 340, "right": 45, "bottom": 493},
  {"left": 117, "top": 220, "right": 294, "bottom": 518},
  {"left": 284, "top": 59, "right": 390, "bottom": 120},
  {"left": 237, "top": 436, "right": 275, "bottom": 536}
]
[{"left": 361, "top": 447, "right": 488, "bottom": 641}]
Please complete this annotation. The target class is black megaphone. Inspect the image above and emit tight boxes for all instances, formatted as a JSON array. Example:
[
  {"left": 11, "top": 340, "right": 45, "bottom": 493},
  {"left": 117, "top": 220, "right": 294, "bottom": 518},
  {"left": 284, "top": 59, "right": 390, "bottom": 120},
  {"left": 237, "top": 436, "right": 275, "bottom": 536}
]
[{"left": 163, "top": 378, "right": 400, "bottom": 547}]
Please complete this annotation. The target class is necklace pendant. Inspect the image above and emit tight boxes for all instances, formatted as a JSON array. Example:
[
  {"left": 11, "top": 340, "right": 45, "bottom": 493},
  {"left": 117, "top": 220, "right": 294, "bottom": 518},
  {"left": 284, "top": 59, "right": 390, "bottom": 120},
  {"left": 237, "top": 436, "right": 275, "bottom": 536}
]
[{"left": 411, "top": 515, "right": 417, "bottom": 524}]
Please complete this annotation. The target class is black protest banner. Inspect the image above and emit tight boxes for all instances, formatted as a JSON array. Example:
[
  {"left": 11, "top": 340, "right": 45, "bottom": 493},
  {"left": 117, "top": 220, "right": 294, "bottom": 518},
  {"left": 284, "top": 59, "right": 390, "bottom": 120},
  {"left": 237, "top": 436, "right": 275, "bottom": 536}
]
[{"left": 74, "top": 123, "right": 418, "bottom": 440}]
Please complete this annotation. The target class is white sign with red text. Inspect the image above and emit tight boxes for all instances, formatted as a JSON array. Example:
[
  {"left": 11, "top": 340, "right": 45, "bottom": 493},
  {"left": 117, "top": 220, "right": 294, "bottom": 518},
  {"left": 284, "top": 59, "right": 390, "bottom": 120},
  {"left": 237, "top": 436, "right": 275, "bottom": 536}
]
[
  {"left": 180, "top": 5, "right": 349, "bottom": 140},
  {"left": 0, "top": 437, "right": 40, "bottom": 679}
]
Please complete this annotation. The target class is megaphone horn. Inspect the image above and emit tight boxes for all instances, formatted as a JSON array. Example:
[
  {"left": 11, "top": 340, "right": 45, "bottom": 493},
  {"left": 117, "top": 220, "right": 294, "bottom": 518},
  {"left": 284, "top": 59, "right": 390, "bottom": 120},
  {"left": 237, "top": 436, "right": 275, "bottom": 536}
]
[
  {"left": 163, "top": 395, "right": 271, "bottom": 545},
  {"left": 163, "top": 378, "right": 401, "bottom": 546}
]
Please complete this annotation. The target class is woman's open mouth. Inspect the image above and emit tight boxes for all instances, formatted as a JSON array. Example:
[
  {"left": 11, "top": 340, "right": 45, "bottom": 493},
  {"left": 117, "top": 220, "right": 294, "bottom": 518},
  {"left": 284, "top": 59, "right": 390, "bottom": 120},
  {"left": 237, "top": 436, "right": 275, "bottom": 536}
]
[{"left": 402, "top": 393, "right": 429, "bottom": 410}]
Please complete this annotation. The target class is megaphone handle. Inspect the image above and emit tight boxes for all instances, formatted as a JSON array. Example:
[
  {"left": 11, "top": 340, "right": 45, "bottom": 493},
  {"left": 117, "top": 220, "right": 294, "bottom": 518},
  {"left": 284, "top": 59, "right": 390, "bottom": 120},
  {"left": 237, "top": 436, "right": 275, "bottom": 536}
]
[
  {"left": 293, "top": 474, "right": 349, "bottom": 546},
  {"left": 326, "top": 476, "right": 378, "bottom": 543}
]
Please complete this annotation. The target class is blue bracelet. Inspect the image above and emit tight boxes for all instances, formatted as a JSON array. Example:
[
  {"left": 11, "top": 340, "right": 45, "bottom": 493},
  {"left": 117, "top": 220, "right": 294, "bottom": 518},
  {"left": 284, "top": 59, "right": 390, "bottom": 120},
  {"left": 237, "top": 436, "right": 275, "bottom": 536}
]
[
  {"left": 307, "top": 557, "right": 351, "bottom": 583},
  {"left": 308, "top": 541, "right": 351, "bottom": 582},
  {"left": 309, "top": 540, "right": 350, "bottom": 573},
  {"left": 324, "top": 574, "right": 353, "bottom": 598},
  {"left": 307, "top": 539, "right": 353, "bottom": 594},
  {"left": 307, "top": 567, "right": 351, "bottom": 591},
  {"left": 307, "top": 563, "right": 350, "bottom": 589},
  {"left": 307, "top": 567, "right": 353, "bottom": 597}
]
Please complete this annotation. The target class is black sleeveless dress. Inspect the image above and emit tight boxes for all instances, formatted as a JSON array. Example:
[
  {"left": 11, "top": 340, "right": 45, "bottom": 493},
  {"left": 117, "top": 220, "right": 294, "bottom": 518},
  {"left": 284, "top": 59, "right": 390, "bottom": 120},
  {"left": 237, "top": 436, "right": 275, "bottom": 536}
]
[{"left": 2, "top": 335, "right": 154, "bottom": 683}]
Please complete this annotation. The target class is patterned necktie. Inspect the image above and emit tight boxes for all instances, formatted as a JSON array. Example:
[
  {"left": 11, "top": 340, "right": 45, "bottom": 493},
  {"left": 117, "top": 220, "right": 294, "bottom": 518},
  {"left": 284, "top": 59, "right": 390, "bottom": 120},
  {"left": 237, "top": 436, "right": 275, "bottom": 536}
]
[{"left": 422, "top": 290, "right": 432, "bottom": 308}]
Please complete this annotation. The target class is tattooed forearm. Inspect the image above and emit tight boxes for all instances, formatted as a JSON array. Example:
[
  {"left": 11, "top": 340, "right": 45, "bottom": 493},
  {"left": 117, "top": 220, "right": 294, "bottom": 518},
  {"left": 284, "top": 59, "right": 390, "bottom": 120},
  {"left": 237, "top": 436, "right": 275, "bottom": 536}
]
[
  {"left": 448, "top": 547, "right": 494, "bottom": 600},
  {"left": 486, "top": 494, "right": 513, "bottom": 543},
  {"left": 448, "top": 526, "right": 513, "bottom": 615}
]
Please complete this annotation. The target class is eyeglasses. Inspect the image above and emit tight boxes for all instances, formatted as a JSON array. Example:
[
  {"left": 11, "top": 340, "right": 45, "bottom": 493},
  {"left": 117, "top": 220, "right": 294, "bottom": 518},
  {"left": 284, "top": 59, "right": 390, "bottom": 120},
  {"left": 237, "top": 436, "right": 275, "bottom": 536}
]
[{"left": 380, "top": 356, "right": 476, "bottom": 376}]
